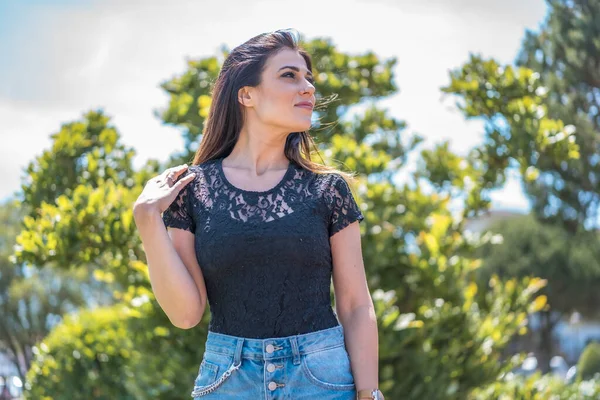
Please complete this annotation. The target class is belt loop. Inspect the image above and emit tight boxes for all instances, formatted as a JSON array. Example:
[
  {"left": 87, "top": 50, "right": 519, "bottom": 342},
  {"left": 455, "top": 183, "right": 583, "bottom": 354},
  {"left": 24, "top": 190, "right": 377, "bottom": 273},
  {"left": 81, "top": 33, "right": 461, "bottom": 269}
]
[
  {"left": 233, "top": 338, "right": 244, "bottom": 367},
  {"left": 290, "top": 336, "right": 301, "bottom": 365}
]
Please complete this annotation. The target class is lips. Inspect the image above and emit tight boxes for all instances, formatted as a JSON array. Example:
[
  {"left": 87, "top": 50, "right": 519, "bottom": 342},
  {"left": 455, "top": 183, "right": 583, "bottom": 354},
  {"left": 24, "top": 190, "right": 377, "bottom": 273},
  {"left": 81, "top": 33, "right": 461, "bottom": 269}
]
[{"left": 295, "top": 102, "right": 314, "bottom": 110}]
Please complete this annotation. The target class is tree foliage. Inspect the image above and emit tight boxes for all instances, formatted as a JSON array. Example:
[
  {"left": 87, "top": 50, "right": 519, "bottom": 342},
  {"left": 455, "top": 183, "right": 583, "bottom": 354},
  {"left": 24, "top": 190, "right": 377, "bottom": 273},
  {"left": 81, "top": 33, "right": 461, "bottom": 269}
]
[
  {"left": 477, "top": 214, "right": 600, "bottom": 318},
  {"left": 0, "top": 202, "right": 87, "bottom": 384},
  {"left": 515, "top": 0, "right": 600, "bottom": 232},
  {"left": 577, "top": 342, "right": 600, "bottom": 382},
  {"left": 475, "top": 213, "right": 600, "bottom": 371},
  {"left": 443, "top": 0, "right": 599, "bottom": 233},
  {"left": 12, "top": 33, "right": 557, "bottom": 400},
  {"left": 469, "top": 372, "right": 600, "bottom": 399}
]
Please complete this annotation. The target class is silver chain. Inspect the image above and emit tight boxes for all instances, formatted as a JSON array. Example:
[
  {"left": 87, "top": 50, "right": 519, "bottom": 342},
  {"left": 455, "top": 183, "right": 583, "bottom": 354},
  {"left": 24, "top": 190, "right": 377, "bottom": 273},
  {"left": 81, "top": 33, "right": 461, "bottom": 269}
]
[{"left": 190, "top": 361, "right": 242, "bottom": 397}]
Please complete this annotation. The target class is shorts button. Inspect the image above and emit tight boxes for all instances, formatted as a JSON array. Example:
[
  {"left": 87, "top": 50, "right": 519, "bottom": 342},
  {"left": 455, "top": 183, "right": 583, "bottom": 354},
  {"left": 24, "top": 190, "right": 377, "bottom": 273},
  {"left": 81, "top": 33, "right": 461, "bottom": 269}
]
[
  {"left": 267, "top": 363, "right": 276, "bottom": 372},
  {"left": 268, "top": 381, "right": 277, "bottom": 391},
  {"left": 266, "top": 344, "right": 275, "bottom": 353}
]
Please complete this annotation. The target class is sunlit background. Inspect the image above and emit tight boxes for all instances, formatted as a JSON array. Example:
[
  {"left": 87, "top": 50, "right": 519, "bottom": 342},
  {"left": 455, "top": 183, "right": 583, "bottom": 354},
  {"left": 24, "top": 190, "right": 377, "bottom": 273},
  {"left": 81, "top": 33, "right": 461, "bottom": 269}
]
[
  {"left": 0, "top": 0, "right": 547, "bottom": 209},
  {"left": 2, "top": 1, "right": 600, "bottom": 399}
]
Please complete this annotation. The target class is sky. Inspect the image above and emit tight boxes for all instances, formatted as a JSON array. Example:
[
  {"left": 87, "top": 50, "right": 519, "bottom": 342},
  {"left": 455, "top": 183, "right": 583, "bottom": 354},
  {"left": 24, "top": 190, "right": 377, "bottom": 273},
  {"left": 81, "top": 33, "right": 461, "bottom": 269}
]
[{"left": 0, "top": 0, "right": 549, "bottom": 210}]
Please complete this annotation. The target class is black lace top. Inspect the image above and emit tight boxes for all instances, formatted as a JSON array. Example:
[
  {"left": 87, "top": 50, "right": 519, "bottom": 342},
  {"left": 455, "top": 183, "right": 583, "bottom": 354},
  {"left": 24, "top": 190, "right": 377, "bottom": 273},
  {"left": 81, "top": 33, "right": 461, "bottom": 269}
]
[{"left": 161, "top": 157, "right": 364, "bottom": 338}]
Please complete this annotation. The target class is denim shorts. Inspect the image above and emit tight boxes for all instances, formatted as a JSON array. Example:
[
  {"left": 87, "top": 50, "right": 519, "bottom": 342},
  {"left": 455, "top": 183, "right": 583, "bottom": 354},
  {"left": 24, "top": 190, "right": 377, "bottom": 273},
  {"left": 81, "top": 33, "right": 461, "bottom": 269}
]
[{"left": 190, "top": 324, "right": 357, "bottom": 399}]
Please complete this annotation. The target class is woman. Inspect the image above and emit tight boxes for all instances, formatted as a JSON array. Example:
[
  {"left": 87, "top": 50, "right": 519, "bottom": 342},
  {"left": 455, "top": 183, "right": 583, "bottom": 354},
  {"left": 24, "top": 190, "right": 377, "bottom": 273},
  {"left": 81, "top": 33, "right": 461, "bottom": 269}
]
[{"left": 133, "top": 28, "right": 384, "bottom": 400}]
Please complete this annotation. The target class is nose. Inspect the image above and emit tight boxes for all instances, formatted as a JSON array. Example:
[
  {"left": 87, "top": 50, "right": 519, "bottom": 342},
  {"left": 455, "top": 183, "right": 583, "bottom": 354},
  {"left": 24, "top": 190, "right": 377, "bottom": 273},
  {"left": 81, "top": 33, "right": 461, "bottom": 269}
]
[{"left": 302, "top": 80, "right": 315, "bottom": 95}]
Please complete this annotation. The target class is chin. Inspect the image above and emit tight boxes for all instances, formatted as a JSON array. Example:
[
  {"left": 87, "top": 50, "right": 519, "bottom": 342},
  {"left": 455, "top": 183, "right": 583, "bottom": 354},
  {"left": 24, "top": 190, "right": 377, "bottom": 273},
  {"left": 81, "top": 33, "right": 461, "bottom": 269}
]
[
  {"left": 277, "top": 116, "right": 312, "bottom": 133},
  {"left": 293, "top": 119, "right": 313, "bottom": 132}
]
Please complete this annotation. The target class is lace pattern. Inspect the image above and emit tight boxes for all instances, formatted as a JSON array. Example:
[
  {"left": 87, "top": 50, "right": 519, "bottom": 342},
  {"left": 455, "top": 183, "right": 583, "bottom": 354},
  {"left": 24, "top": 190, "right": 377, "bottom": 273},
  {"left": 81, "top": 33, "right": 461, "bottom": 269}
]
[{"left": 161, "top": 157, "right": 364, "bottom": 338}]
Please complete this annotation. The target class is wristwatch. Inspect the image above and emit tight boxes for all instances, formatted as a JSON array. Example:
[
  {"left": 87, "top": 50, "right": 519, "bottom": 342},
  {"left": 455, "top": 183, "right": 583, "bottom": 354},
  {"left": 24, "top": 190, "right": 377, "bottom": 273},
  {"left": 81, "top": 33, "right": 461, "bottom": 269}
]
[{"left": 357, "top": 388, "right": 381, "bottom": 400}]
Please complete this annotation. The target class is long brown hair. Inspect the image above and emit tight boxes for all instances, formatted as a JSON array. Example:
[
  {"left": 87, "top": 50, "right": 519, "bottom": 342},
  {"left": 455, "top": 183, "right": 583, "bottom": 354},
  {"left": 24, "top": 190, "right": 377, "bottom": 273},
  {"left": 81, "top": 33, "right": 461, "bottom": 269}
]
[{"left": 191, "top": 29, "right": 357, "bottom": 185}]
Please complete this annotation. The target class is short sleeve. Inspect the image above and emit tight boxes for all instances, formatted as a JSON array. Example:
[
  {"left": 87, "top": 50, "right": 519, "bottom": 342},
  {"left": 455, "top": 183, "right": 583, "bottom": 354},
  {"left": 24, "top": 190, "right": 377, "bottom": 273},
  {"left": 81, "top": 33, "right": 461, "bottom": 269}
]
[
  {"left": 161, "top": 168, "right": 196, "bottom": 233},
  {"left": 327, "top": 175, "right": 365, "bottom": 237}
]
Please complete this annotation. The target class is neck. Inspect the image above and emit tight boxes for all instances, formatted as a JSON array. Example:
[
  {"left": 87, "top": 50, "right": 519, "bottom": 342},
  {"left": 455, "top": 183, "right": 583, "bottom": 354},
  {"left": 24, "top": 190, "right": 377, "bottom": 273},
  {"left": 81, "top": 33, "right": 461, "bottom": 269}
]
[{"left": 225, "top": 124, "right": 290, "bottom": 177}]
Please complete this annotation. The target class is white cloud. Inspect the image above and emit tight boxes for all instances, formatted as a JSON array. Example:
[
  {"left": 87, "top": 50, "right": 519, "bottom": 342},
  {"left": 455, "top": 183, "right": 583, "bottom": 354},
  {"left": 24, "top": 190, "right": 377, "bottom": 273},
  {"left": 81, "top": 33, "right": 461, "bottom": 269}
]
[
  {"left": 0, "top": 100, "right": 73, "bottom": 202},
  {"left": 0, "top": 0, "right": 546, "bottom": 207},
  {"left": 489, "top": 170, "right": 531, "bottom": 211}
]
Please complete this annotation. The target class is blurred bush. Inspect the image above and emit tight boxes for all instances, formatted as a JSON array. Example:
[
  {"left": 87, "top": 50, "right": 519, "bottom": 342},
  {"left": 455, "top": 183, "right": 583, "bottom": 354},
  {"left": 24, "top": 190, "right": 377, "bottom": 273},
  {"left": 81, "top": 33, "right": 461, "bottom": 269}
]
[
  {"left": 577, "top": 342, "right": 600, "bottom": 381},
  {"left": 469, "top": 373, "right": 600, "bottom": 399}
]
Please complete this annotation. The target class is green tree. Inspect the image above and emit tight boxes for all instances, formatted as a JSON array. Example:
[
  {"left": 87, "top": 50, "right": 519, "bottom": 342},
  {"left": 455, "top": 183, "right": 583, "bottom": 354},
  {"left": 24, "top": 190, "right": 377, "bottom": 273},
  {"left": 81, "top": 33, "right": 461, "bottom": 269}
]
[
  {"left": 0, "top": 201, "right": 87, "bottom": 384},
  {"left": 13, "top": 110, "right": 207, "bottom": 399},
  {"left": 442, "top": 0, "right": 598, "bottom": 233},
  {"left": 441, "top": 0, "right": 600, "bottom": 377},
  {"left": 515, "top": 0, "right": 600, "bottom": 233},
  {"left": 475, "top": 214, "right": 600, "bottom": 370},
  {"left": 20, "top": 110, "right": 139, "bottom": 214}
]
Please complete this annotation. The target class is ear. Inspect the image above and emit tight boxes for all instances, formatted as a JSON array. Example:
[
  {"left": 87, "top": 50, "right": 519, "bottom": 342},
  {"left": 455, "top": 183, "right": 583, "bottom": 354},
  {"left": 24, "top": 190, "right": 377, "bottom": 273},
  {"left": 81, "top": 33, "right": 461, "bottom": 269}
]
[{"left": 238, "top": 86, "right": 255, "bottom": 108}]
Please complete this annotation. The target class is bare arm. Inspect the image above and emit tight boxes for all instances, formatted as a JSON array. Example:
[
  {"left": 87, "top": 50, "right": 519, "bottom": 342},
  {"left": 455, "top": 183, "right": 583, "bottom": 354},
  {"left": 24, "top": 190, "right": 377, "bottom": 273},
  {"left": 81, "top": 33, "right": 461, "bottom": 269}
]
[
  {"left": 331, "top": 221, "right": 381, "bottom": 398},
  {"left": 132, "top": 164, "right": 205, "bottom": 329},
  {"left": 133, "top": 208, "right": 206, "bottom": 329}
]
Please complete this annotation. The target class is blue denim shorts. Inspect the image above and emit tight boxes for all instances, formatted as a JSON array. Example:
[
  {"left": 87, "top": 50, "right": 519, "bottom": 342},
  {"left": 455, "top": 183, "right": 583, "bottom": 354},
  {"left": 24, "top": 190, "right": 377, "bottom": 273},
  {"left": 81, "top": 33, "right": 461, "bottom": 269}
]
[{"left": 190, "top": 324, "right": 357, "bottom": 399}]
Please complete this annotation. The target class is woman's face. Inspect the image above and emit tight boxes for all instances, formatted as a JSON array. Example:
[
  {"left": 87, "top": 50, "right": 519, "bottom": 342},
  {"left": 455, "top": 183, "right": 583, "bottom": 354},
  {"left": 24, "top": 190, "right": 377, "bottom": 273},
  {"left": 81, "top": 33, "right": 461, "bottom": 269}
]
[{"left": 241, "top": 48, "right": 316, "bottom": 133}]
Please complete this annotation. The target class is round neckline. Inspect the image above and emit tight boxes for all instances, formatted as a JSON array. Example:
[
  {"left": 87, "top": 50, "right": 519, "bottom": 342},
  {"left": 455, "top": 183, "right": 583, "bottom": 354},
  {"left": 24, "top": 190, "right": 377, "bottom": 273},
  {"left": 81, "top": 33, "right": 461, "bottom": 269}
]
[{"left": 217, "top": 157, "right": 294, "bottom": 195}]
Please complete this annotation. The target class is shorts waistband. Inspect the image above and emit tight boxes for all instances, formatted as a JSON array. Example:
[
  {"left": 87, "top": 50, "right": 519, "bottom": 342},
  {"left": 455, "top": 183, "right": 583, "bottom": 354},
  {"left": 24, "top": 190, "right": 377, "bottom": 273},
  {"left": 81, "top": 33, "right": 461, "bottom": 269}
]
[{"left": 204, "top": 324, "right": 345, "bottom": 365}]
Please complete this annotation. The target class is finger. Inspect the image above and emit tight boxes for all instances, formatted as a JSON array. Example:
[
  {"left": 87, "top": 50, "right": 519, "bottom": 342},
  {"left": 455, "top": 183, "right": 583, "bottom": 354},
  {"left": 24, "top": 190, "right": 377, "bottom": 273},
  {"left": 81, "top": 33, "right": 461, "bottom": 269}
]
[
  {"left": 159, "top": 164, "right": 188, "bottom": 182},
  {"left": 159, "top": 164, "right": 188, "bottom": 178},
  {"left": 166, "top": 164, "right": 190, "bottom": 183},
  {"left": 173, "top": 164, "right": 190, "bottom": 177},
  {"left": 171, "top": 172, "right": 196, "bottom": 190}
]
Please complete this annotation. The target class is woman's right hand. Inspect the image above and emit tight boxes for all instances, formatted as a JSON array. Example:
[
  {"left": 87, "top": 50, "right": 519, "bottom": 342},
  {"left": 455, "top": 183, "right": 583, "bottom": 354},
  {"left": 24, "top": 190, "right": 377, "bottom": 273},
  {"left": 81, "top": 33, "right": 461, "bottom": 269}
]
[{"left": 133, "top": 164, "right": 196, "bottom": 215}]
